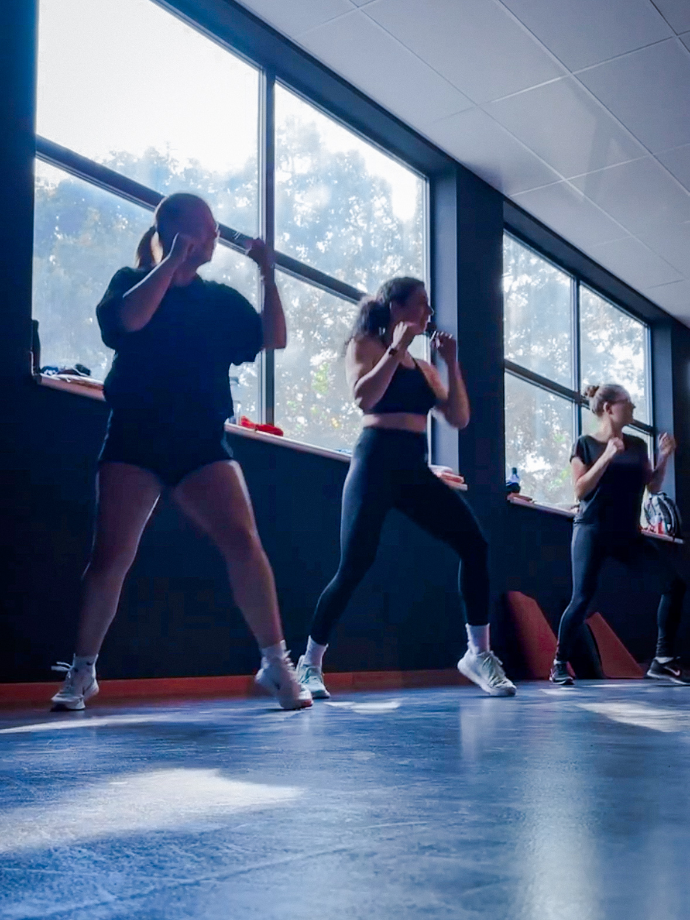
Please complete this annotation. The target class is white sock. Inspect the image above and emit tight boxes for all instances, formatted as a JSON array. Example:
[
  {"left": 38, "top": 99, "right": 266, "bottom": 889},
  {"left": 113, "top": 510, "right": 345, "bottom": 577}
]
[
  {"left": 656, "top": 655, "right": 674, "bottom": 664},
  {"left": 260, "top": 639, "right": 287, "bottom": 662},
  {"left": 73, "top": 654, "right": 97, "bottom": 671},
  {"left": 466, "top": 624, "right": 490, "bottom": 655},
  {"left": 303, "top": 637, "right": 327, "bottom": 669}
]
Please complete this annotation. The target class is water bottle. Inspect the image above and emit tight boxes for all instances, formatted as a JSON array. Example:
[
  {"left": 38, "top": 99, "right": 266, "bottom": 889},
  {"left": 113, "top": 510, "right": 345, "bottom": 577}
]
[{"left": 506, "top": 467, "right": 521, "bottom": 494}]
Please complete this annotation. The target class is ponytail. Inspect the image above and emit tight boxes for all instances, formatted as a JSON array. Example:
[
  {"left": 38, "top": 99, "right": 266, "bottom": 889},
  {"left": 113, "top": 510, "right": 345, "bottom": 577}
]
[
  {"left": 135, "top": 226, "right": 158, "bottom": 270},
  {"left": 346, "top": 276, "right": 425, "bottom": 347}
]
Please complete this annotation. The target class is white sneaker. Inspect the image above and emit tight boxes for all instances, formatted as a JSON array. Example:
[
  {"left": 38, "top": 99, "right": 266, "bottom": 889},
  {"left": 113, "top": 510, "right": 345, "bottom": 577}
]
[
  {"left": 50, "top": 661, "right": 99, "bottom": 711},
  {"left": 255, "top": 655, "right": 313, "bottom": 710},
  {"left": 296, "top": 656, "right": 331, "bottom": 699},
  {"left": 458, "top": 649, "right": 516, "bottom": 697}
]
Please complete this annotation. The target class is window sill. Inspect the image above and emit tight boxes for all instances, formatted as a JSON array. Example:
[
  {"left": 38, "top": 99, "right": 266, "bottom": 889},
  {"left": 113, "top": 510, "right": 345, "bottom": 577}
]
[
  {"left": 506, "top": 493, "right": 684, "bottom": 543},
  {"left": 35, "top": 374, "right": 468, "bottom": 489}
]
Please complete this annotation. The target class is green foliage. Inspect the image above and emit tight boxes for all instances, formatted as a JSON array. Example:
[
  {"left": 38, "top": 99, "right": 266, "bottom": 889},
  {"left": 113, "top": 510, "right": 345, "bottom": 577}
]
[{"left": 33, "top": 123, "right": 424, "bottom": 453}]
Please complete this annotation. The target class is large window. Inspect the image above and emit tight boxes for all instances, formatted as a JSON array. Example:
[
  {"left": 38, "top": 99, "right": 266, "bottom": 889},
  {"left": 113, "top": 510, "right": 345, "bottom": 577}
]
[
  {"left": 503, "top": 234, "right": 652, "bottom": 507},
  {"left": 33, "top": 0, "right": 426, "bottom": 453}
]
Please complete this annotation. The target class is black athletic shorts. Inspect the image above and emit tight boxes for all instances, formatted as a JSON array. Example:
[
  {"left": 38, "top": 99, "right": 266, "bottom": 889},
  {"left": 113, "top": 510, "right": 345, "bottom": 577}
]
[{"left": 98, "top": 411, "right": 233, "bottom": 488}]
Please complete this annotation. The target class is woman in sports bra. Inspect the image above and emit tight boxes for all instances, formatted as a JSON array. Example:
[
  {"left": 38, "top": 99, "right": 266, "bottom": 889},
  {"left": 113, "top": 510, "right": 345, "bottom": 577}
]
[{"left": 296, "top": 276, "right": 516, "bottom": 698}]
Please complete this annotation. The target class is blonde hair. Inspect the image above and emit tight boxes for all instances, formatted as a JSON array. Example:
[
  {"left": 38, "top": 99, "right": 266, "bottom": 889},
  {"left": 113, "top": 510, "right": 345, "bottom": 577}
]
[
  {"left": 135, "top": 193, "right": 212, "bottom": 269},
  {"left": 583, "top": 383, "right": 629, "bottom": 416}
]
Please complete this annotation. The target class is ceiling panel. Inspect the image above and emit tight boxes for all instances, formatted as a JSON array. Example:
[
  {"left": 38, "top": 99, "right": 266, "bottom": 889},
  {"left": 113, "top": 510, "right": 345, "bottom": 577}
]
[
  {"left": 643, "top": 280, "right": 690, "bottom": 318},
  {"left": 364, "top": 0, "right": 564, "bottom": 104},
  {"left": 234, "top": 0, "right": 354, "bottom": 36},
  {"left": 498, "top": 0, "right": 672, "bottom": 71},
  {"left": 578, "top": 40, "right": 690, "bottom": 153},
  {"left": 636, "top": 220, "right": 690, "bottom": 275},
  {"left": 485, "top": 77, "right": 646, "bottom": 178},
  {"left": 657, "top": 144, "right": 690, "bottom": 191},
  {"left": 511, "top": 181, "right": 630, "bottom": 250},
  {"left": 425, "top": 107, "right": 561, "bottom": 195},
  {"left": 298, "top": 12, "right": 473, "bottom": 126},
  {"left": 652, "top": 0, "right": 690, "bottom": 34},
  {"left": 586, "top": 236, "right": 682, "bottom": 290},
  {"left": 682, "top": 32, "right": 690, "bottom": 52},
  {"left": 570, "top": 157, "right": 690, "bottom": 231}
]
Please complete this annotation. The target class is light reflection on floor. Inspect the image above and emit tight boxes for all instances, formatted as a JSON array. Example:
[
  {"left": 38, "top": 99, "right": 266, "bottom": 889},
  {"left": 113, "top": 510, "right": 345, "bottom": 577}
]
[
  {"left": 1, "top": 682, "right": 689, "bottom": 920},
  {"left": 0, "top": 768, "right": 302, "bottom": 853}
]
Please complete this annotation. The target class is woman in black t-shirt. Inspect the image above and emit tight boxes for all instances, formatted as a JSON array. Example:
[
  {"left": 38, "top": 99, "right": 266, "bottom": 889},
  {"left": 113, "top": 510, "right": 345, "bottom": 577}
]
[
  {"left": 51, "top": 193, "right": 311, "bottom": 712},
  {"left": 550, "top": 383, "right": 687, "bottom": 686}
]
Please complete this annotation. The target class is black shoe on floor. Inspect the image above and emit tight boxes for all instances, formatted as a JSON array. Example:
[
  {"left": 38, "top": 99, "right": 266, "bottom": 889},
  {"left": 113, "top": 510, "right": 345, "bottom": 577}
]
[
  {"left": 646, "top": 657, "right": 690, "bottom": 685},
  {"left": 549, "top": 660, "right": 574, "bottom": 686}
]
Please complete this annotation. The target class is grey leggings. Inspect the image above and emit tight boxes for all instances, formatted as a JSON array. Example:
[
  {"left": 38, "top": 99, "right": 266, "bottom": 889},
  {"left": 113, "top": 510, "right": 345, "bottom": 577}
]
[
  {"left": 309, "top": 428, "right": 490, "bottom": 646},
  {"left": 556, "top": 524, "right": 686, "bottom": 662}
]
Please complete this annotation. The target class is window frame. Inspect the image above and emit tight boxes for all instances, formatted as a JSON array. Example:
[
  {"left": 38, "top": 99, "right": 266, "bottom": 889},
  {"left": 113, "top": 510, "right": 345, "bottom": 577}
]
[
  {"left": 33, "top": 0, "right": 431, "bottom": 442},
  {"left": 503, "top": 230, "right": 656, "bottom": 494}
]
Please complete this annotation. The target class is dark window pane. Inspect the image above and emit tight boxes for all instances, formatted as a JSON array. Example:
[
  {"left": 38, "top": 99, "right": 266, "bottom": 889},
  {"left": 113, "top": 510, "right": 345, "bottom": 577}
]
[{"left": 503, "top": 235, "right": 573, "bottom": 387}]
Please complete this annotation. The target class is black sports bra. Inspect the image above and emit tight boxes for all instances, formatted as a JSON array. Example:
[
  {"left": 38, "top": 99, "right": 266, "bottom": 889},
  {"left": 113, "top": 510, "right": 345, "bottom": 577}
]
[{"left": 369, "top": 360, "right": 437, "bottom": 416}]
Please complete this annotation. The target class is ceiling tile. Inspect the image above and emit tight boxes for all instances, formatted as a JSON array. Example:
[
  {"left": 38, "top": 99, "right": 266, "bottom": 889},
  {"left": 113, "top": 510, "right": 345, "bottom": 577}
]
[
  {"left": 658, "top": 144, "right": 690, "bottom": 192},
  {"left": 485, "top": 77, "right": 645, "bottom": 177},
  {"left": 363, "top": 0, "right": 564, "bottom": 104},
  {"left": 426, "top": 107, "right": 561, "bottom": 195},
  {"left": 570, "top": 157, "right": 690, "bottom": 231},
  {"left": 578, "top": 39, "right": 690, "bottom": 153},
  {"left": 636, "top": 220, "right": 690, "bottom": 274},
  {"left": 233, "top": 0, "right": 354, "bottom": 36},
  {"left": 643, "top": 281, "right": 690, "bottom": 320},
  {"left": 586, "top": 236, "right": 682, "bottom": 290},
  {"left": 512, "top": 181, "right": 629, "bottom": 250},
  {"left": 682, "top": 32, "right": 690, "bottom": 52},
  {"left": 297, "top": 12, "right": 473, "bottom": 126},
  {"left": 652, "top": 0, "right": 690, "bottom": 34},
  {"left": 499, "top": 0, "right": 672, "bottom": 70}
]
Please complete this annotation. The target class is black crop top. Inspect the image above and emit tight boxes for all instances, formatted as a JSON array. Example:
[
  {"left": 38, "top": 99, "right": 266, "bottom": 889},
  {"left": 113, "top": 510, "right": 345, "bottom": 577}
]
[
  {"left": 369, "top": 360, "right": 437, "bottom": 416},
  {"left": 97, "top": 267, "right": 263, "bottom": 428}
]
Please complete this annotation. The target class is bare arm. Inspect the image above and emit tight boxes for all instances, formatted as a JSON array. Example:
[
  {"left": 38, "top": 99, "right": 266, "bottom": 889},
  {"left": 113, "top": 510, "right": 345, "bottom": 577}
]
[
  {"left": 244, "top": 239, "right": 286, "bottom": 350},
  {"left": 347, "top": 323, "right": 417, "bottom": 412},
  {"left": 572, "top": 437, "right": 623, "bottom": 501},
  {"left": 118, "top": 234, "right": 193, "bottom": 333},
  {"left": 648, "top": 433, "right": 676, "bottom": 493},
  {"left": 427, "top": 332, "right": 470, "bottom": 429}
]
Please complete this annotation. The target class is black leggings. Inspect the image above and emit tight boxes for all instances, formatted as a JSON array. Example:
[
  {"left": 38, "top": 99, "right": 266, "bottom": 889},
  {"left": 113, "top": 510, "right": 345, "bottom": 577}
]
[
  {"left": 309, "top": 428, "right": 489, "bottom": 646},
  {"left": 557, "top": 524, "right": 686, "bottom": 662}
]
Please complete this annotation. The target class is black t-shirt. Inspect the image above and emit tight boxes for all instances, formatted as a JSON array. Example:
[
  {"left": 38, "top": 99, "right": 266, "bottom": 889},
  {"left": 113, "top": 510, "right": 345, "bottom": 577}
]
[
  {"left": 97, "top": 267, "right": 263, "bottom": 428},
  {"left": 571, "top": 434, "right": 650, "bottom": 532}
]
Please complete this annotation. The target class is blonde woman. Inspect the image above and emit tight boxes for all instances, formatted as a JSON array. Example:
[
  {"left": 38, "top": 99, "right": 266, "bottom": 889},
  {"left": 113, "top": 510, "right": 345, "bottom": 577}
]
[{"left": 551, "top": 384, "right": 687, "bottom": 686}]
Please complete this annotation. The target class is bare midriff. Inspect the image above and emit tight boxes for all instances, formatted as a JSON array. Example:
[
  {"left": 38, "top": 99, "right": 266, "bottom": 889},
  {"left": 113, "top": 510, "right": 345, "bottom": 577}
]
[{"left": 361, "top": 412, "right": 428, "bottom": 433}]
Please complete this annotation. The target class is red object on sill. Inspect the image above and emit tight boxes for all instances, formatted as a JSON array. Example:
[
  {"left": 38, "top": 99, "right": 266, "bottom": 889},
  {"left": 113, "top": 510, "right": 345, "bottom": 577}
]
[{"left": 238, "top": 415, "right": 284, "bottom": 437}]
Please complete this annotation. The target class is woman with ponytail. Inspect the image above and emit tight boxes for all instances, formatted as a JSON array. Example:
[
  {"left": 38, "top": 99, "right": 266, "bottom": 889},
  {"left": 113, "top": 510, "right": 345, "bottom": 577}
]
[
  {"left": 296, "top": 277, "right": 516, "bottom": 699},
  {"left": 550, "top": 383, "right": 688, "bottom": 685},
  {"left": 51, "top": 193, "right": 312, "bottom": 712}
]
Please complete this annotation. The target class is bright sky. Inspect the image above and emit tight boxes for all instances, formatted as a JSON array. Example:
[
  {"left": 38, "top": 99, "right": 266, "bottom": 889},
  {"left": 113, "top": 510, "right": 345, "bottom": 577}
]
[{"left": 37, "top": 0, "right": 423, "bottom": 222}]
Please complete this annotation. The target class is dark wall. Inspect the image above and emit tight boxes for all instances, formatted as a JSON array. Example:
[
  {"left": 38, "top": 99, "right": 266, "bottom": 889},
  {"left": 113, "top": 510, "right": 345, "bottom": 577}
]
[{"left": 4, "top": 0, "right": 690, "bottom": 684}]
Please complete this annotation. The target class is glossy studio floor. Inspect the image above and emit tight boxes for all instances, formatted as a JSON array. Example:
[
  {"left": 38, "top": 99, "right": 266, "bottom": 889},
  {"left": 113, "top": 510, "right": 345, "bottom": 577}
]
[{"left": 1, "top": 680, "right": 689, "bottom": 920}]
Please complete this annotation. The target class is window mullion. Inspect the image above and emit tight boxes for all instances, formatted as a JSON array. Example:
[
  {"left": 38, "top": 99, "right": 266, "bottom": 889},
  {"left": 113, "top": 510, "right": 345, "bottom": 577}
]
[{"left": 260, "top": 69, "right": 276, "bottom": 425}]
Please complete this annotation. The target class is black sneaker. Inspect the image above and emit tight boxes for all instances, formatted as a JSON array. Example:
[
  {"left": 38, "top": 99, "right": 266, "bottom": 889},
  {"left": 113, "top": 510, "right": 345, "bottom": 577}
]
[
  {"left": 549, "top": 660, "right": 574, "bottom": 686},
  {"left": 646, "top": 658, "right": 690, "bottom": 685}
]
